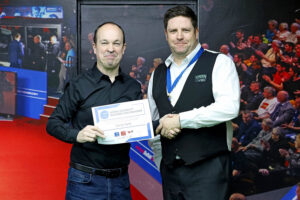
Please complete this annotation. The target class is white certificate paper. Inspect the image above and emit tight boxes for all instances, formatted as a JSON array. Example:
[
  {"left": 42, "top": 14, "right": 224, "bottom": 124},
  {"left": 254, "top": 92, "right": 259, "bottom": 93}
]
[{"left": 92, "top": 99, "right": 154, "bottom": 144}]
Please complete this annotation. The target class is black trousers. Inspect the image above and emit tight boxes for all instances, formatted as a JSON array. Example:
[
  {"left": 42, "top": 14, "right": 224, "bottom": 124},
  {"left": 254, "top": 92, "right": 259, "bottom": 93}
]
[{"left": 160, "top": 153, "right": 231, "bottom": 200}]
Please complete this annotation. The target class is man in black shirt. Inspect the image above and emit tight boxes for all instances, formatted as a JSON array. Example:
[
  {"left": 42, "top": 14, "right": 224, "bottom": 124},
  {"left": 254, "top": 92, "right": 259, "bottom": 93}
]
[{"left": 46, "top": 22, "right": 142, "bottom": 200}]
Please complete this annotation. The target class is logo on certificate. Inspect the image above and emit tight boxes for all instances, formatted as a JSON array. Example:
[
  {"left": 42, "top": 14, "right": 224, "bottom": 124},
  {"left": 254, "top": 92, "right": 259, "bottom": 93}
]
[
  {"left": 114, "top": 132, "right": 120, "bottom": 137},
  {"left": 121, "top": 131, "right": 126, "bottom": 136},
  {"left": 100, "top": 110, "right": 109, "bottom": 119}
]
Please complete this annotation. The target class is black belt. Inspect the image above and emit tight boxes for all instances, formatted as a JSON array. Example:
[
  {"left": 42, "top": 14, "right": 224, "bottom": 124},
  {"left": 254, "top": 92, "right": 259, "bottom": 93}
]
[{"left": 70, "top": 162, "right": 128, "bottom": 178}]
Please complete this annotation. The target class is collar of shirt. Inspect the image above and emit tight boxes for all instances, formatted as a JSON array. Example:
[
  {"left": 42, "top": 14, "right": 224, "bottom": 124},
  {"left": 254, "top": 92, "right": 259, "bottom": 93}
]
[
  {"left": 163, "top": 43, "right": 202, "bottom": 106},
  {"left": 165, "top": 43, "right": 201, "bottom": 68},
  {"left": 90, "top": 62, "right": 125, "bottom": 83}
]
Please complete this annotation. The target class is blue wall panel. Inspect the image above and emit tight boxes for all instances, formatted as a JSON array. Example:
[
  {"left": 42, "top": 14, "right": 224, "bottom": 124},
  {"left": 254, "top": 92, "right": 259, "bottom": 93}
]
[{"left": 0, "top": 66, "right": 47, "bottom": 119}]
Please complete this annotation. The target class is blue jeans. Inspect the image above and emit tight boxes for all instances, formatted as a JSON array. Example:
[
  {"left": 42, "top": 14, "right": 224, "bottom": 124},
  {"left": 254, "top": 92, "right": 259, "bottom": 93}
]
[{"left": 65, "top": 167, "right": 132, "bottom": 200}]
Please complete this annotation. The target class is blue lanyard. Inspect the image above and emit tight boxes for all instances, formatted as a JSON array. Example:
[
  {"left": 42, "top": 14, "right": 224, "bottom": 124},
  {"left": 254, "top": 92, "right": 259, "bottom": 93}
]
[{"left": 166, "top": 47, "right": 204, "bottom": 99}]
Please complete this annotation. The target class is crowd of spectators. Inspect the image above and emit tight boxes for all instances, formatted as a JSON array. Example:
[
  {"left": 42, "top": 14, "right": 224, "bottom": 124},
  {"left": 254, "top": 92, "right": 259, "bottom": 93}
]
[
  {"left": 125, "top": 18, "right": 300, "bottom": 195},
  {"left": 219, "top": 17, "right": 300, "bottom": 194},
  {"left": 128, "top": 56, "right": 162, "bottom": 97}
]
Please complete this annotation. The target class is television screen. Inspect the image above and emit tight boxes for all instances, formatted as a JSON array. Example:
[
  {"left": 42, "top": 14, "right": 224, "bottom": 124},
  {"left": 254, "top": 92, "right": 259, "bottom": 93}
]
[
  {"left": 0, "top": 70, "right": 16, "bottom": 116},
  {"left": 0, "top": 6, "right": 63, "bottom": 19}
]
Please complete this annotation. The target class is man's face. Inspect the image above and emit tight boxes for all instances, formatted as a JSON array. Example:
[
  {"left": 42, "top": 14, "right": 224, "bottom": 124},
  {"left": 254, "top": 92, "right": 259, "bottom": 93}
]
[
  {"left": 242, "top": 113, "right": 252, "bottom": 124},
  {"left": 236, "top": 31, "right": 243, "bottom": 39},
  {"left": 250, "top": 83, "right": 258, "bottom": 92},
  {"left": 93, "top": 24, "right": 126, "bottom": 71},
  {"left": 271, "top": 41, "right": 279, "bottom": 50},
  {"left": 63, "top": 36, "right": 68, "bottom": 43},
  {"left": 253, "top": 36, "right": 260, "bottom": 44},
  {"left": 136, "top": 57, "right": 143, "bottom": 66},
  {"left": 220, "top": 45, "right": 228, "bottom": 54},
  {"left": 271, "top": 132, "right": 280, "bottom": 141},
  {"left": 288, "top": 67, "right": 295, "bottom": 77},
  {"left": 233, "top": 54, "right": 239, "bottom": 63},
  {"left": 261, "top": 122, "right": 270, "bottom": 131},
  {"left": 165, "top": 16, "right": 198, "bottom": 59},
  {"left": 277, "top": 92, "right": 286, "bottom": 103},
  {"left": 65, "top": 43, "right": 71, "bottom": 51},
  {"left": 276, "top": 64, "right": 282, "bottom": 72},
  {"left": 268, "top": 22, "right": 274, "bottom": 30},
  {"left": 263, "top": 89, "right": 271, "bottom": 99},
  {"left": 284, "top": 44, "right": 290, "bottom": 52},
  {"left": 291, "top": 25, "right": 298, "bottom": 33},
  {"left": 33, "top": 36, "right": 39, "bottom": 44},
  {"left": 250, "top": 55, "right": 257, "bottom": 63}
]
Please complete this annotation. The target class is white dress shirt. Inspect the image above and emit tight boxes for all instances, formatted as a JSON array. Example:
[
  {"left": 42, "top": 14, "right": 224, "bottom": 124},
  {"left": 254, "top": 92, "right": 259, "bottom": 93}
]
[{"left": 147, "top": 43, "right": 240, "bottom": 168}]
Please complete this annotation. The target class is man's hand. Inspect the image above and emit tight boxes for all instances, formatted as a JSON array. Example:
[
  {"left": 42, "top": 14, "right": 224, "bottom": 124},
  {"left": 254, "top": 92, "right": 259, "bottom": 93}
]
[
  {"left": 77, "top": 125, "right": 105, "bottom": 143},
  {"left": 262, "top": 74, "right": 271, "bottom": 83},
  {"left": 258, "top": 168, "right": 269, "bottom": 176},
  {"left": 279, "top": 148, "right": 289, "bottom": 158},
  {"left": 156, "top": 114, "right": 181, "bottom": 139}
]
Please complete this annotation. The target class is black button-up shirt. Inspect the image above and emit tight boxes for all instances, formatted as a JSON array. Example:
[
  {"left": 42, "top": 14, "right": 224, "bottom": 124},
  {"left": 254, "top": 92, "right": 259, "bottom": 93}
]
[{"left": 46, "top": 64, "right": 142, "bottom": 168}]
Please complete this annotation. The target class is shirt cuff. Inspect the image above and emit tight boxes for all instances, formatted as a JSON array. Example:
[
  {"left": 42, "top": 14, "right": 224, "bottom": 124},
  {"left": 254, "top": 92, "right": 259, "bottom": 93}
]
[
  {"left": 68, "top": 129, "right": 79, "bottom": 143},
  {"left": 179, "top": 110, "right": 200, "bottom": 129}
]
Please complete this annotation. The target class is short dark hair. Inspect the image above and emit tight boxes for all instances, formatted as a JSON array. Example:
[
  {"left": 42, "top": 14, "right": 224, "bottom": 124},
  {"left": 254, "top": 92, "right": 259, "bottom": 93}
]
[
  {"left": 93, "top": 22, "right": 125, "bottom": 44},
  {"left": 164, "top": 5, "right": 197, "bottom": 30},
  {"left": 14, "top": 33, "right": 21, "bottom": 39}
]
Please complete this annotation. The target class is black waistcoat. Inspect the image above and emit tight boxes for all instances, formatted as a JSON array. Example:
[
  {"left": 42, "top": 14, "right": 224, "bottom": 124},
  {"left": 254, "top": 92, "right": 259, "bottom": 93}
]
[{"left": 152, "top": 51, "right": 228, "bottom": 165}]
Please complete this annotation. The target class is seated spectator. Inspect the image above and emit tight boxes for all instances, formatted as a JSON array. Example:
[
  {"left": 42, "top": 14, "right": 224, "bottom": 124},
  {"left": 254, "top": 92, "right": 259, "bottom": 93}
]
[
  {"left": 201, "top": 43, "right": 209, "bottom": 49},
  {"left": 265, "top": 19, "right": 278, "bottom": 43},
  {"left": 220, "top": 44, "right": 233, "bottom": 59},
  {"left": 234, "top": 53, "right": 251, "bottom": 85},
  {"left": 148, "top": 58, "right": 162, "bottom": 74},
  {"left": 230, "top": 29, "right": 247, "bottom": 54},
  {"left": 249, "top": 60, "right": 265, "bottom": 85},
  {"left": 234, "top": 119, "right": 274, "bottom": 174},
  {"left": 275, "top": 22, "right": 290, "bottom": 42},
  {"left": 251, "top": 35, "right": 268, "bottom": 54},
  {"left": 259, "top": 127, "right": 290, "bottom": 174},
  {"left": 254, "top": 86, "right": 278, "bottom": 120},
  {"left": 272, "top": 63, "right": 290, "bottom": 84},
  {"left": 241, "top": 118, "right": 273, "bottom": 152},
  {"left": 279, "top": 134, "right": 300, "bottom": 176},
  {"left": 270, "top": 91, "right": 295, "bottom": 127},
  {"left": 279, "top": 42, "right": 295, "bottom": 68},
  {"left": 134, "top": 56, "right": 147, "bottom": 84},
  {"left": 283, "top": 67, "right": 300, "bottom": 100},
  {"left": 281, "top": 97, "right": 300, "bottom": 135},
  {"left": 244, "top": 54, "right": 258, "bottom": 67},
  {"left": 293, "top": 43, "right": 300, "bottom": 65},
  {"left": 231, "top": 137, "right": 246, "bottom": 176},
  {"left": 286, "top": 23, "right": 299, "bottom": 44},
  {"left": 235, "top": 111, "right": 261, "bottom": 146},
  {"left": 263, "top": 66, "right": 300, "bottom": 99},
  {"left": 239, "top": 80, "right": 251, "bottom": 111},
  {"left": 241, "top": 81, "right": 264, "bottom": 111},
  {"left": 256, "top": 40, "right": 282, "bottom": 76}
]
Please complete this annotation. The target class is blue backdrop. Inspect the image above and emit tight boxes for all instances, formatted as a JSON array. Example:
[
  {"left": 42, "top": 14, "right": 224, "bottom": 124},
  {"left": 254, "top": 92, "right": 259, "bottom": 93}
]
[{"left": 0, "top": 66, "right": 47, "bottom": 119}]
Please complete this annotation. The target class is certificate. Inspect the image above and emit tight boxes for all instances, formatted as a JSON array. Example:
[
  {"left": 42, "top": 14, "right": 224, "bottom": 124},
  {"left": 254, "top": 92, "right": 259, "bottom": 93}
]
[{"left": 92, "top": 99, "right": 154, "bottom": 144}]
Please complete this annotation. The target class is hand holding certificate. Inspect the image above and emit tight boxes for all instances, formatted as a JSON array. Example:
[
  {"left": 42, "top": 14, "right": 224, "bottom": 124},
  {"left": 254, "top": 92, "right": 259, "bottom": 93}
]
[{"left": 92, "top": 99, "right": 154, "bottom": 144}]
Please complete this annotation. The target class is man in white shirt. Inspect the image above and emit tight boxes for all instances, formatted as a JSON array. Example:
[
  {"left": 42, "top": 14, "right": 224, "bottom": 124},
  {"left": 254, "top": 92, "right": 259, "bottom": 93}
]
[
  {"left": 254, "top": 86, "right": 278, "bottom": 120},
  {"left": 148, "top": 5, "right": 240, "bottom": 200}
]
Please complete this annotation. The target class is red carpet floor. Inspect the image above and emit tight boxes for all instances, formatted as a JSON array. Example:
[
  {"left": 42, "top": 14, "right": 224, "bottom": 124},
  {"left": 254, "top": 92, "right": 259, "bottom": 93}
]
[{"left": 0, "top": 117, "right": 146, "bottom": 200}]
